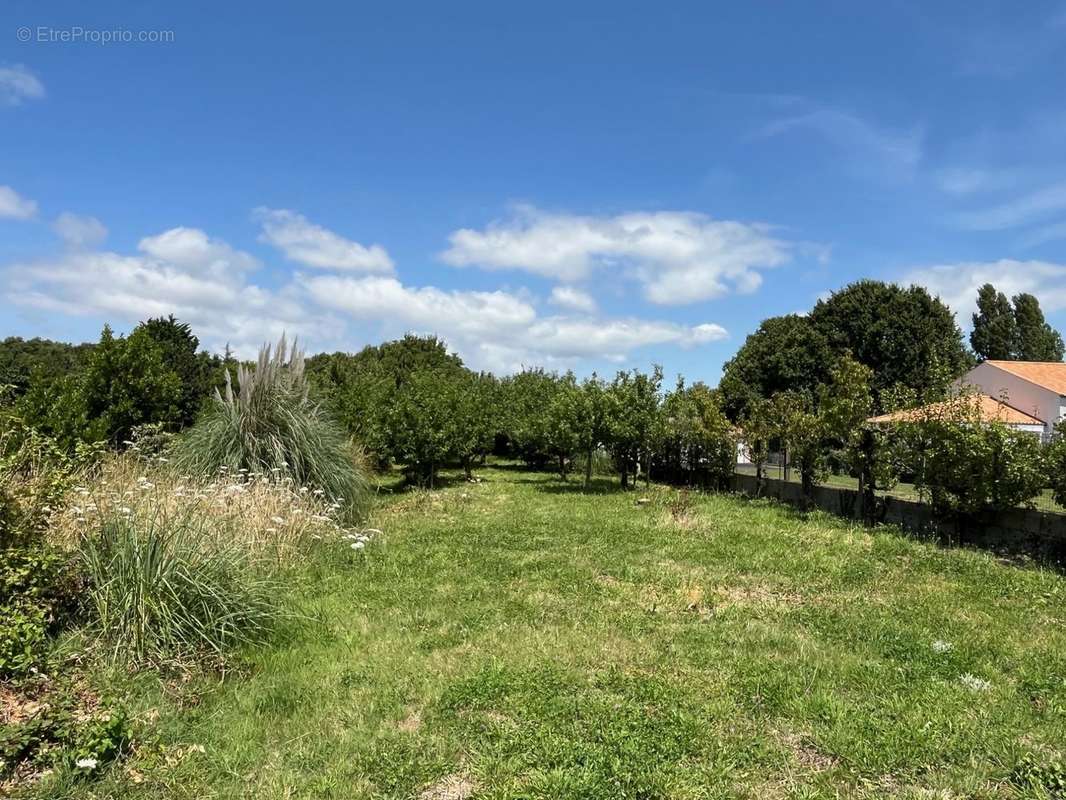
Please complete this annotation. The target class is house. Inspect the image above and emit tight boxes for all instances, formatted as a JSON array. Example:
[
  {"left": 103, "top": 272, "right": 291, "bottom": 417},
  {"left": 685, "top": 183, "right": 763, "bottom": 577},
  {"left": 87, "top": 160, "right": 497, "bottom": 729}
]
[
  {"left": 867, "top": 393, "right": 1046, "bottom": 435},
  {"left": 958, "top": 361, "right": 1066, "bottom": 438},
  {"left": 868, "top": 360, "right": 1066, "bottom": 438}
]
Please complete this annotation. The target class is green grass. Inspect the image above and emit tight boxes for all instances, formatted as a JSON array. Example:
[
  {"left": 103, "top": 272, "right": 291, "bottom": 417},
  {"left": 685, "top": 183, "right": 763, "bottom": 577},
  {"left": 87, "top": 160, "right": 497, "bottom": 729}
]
[{"left": 51, "top": 465, "right": 1066, "bottom": 799}]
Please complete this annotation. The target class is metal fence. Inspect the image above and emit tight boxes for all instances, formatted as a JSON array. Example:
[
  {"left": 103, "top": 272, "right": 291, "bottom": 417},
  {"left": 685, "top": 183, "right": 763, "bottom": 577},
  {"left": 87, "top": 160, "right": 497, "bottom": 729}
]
[{"left": 734, "top": 455, "right": 1066, "bottom": 515}]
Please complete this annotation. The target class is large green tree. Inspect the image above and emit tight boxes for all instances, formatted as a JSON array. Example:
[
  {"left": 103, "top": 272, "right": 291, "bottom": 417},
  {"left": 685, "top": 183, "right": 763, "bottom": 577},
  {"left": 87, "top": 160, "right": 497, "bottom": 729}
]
[
  {"left": 137, "top": 315, "right": 224, "bottom": 426},
  {"left": 970, "top": 284, "right": 1016, "bottom": 361},
  {"left": 718, "top": 314, "right": 833, "bottom": 420},
  {"left": 19, "top": 325, "right": 184, "bottom": 448},
  {"left": 809, "top": 280, "right": 971, "bottom": 405},
  {"left": 0, "top": 337, "right": 95, "bottom": 396},
  {"left": 306, "top": 334, "right": 467, "bottom": 465},
  {"left": 1012, "top": 292, "right": 1064, "bottom": 361},
  {"left": 654, "top": 379, "right": 735, "bottom": 489}
]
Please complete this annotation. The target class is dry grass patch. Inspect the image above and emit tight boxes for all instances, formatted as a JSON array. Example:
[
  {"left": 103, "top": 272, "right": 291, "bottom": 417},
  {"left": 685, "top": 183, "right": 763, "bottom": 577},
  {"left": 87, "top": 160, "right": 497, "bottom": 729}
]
[
  {"left": 50, "top": 453, "right": 359, "bottom": 561},
  {"left": 713, "top": 583, "right": 804, "bottom": 611},
  {"left": 418, "top": 773, "right": 477, "bottom": 800},
  {"left": 396, "top": 708, "right": 422, "bottom": 733}
]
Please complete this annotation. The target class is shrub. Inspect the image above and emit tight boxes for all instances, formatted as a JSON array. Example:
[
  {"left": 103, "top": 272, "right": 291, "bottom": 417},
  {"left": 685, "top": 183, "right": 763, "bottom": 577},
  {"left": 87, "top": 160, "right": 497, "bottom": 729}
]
[
  {"left": 0, "top": 545, "right": 79, "bottom": 678},
  {"left": 1043, "top": 421, "right": 1066, "bottom": 509},
  {"left": 654, "top": 380, "right": 735, "bottom": 489},
  {"left": 173, "top": 336, "right": 370, "bottom": 523},
  {"left": 79, "top": 507, "right": 281, "bottom": 666},
  {"left": 904, "top": 394, "right": 1045, "bottom": 516}
]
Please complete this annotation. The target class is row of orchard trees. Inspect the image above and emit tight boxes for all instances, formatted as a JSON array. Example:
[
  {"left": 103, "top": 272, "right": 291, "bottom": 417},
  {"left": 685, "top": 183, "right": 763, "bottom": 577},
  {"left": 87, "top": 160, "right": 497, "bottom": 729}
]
[
  {"left": 306, "top": 335, "right": 738, "bottom": 489},
  {"left": 501, "top": 367, "right": 736, "bottom": 490},
  {"left": 739, "top": 354, "right": 1066, "bottom": 521}
]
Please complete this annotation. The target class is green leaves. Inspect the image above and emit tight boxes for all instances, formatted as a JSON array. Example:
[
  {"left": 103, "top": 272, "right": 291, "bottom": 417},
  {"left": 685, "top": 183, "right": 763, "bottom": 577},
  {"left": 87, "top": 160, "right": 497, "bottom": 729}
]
[
  {"left": 902, "top": 392, "right": 1046, "bottom": 516},
  {"left": 971, "top": 285, "right": 1065, "bottom": 362}
]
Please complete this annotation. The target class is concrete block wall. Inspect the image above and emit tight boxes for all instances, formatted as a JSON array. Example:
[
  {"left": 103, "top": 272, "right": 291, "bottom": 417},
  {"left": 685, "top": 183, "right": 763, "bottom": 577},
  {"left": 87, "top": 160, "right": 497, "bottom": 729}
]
[{"left": 731, "top": 473, "right": 1066, "bottom": 563}]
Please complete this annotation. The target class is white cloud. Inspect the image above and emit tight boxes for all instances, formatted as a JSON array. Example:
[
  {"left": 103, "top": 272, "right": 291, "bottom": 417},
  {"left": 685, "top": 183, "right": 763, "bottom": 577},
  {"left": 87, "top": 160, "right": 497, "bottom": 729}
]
[
  {"left": 952, "top": 181, "right": 1066, "bottom": 231},
  {"left": 301, "top": 273, "right": 727, "bottom": 373},
  {"left": 255, "top": 208, "right": 393, "bottom": 272},
  {"left": 5, "top": 227, "right": 330, "bottom": 356},
  {"left": 5, "top": 217, "right": 730, "bottom": 372},
  {"left": 0, "top": 64, "right": 45, "bottom": 107},
  {"left": 52, "top": 213, "right": 108, "bottom": 249},
  {"left": 755, "top": 107, "right": 923, "bottom": 181},
  {"left": 549, "top": 285, "right": 596, "bottom": 313},
  {"left": 902, "top": 259, "right": 1066, "bottom": 325},
  {"left": 0, "top": 185, "right": 38, "bottom": 220},
  {"left": 139, "top": 227, "right": 259, "bottom": 274},
  {"left": 441, "top": 206, "right": 790, "bottom": 305},
  {"left": 302, "top": 274, "right": 536, "bottom": 337}
]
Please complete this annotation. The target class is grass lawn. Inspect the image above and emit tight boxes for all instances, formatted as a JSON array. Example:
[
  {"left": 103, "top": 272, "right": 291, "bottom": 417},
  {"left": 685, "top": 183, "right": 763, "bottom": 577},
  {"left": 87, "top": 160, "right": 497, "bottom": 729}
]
[{"left": 73, "top": 464, "right": 1066, "bottom": 799}]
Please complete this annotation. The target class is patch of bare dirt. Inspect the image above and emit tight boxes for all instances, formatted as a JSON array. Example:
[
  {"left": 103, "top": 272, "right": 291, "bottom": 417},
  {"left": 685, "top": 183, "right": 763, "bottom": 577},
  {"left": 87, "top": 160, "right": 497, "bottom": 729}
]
[
  {"left": 714, "top": 584, "right": 803, "bottom": 610},
  {"left": 419, "top": 774, "right": 477, "bottom": 800},
  {"left": 0, "top": 683, "right": 45, "bottom": 726},
  {"left": 777, "top": 729, "right": 836, "bottom": 771}
]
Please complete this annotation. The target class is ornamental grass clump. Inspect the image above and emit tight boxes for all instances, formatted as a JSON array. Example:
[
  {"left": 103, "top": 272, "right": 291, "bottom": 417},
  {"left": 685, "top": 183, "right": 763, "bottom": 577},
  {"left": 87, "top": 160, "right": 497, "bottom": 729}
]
[
  {"left": 79, "top": 504, "right": 280, "bottom": 666},
  {"left": 173, "top": 335, "right": 370, "bottom": 523}
]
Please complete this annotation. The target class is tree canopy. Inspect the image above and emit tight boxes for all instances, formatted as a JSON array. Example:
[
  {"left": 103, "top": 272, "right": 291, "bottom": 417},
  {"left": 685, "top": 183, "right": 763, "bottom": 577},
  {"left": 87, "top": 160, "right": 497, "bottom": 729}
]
[
  {"left": 971, "top": 284, "right": 1064, "bottom": 362},
  {"left": 720, "top": 281, "right": 970, "bottom": 419},
  {"left": 718, "top": 314, "right": 832, "bottom": 420},
  {"left": 808, "top": 280, "right": 971, "bottom": 403}
]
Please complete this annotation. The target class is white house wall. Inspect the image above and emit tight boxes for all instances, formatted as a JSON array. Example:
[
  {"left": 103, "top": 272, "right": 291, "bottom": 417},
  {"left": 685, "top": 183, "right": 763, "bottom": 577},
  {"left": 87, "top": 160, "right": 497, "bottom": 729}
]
[{"left": 958, "top": 362, "right": 1062, "bottom": 434}]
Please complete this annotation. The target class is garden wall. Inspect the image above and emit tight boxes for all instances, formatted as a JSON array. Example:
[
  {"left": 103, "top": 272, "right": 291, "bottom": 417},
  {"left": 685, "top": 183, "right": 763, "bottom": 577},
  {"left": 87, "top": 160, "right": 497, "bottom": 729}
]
[{"left": 731, "top": 473, "right": 1066, "bottom": 563}]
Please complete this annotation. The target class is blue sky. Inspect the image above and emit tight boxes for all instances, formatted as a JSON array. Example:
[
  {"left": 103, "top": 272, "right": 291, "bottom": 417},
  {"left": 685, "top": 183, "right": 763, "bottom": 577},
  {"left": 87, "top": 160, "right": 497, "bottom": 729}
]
[{"left": 3, "top": 1, "right": 1066, "bottom": 381}]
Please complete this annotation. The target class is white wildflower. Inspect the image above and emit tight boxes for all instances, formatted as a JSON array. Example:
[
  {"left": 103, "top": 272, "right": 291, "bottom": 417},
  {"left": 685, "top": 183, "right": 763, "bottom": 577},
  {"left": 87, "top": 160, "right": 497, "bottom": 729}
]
[
  {"left": 350, "top": 541, "right": 365, "bottom": 550},
  {"left": 271, "top": 516, "right": 285, "bottom": 525},
  {"left": 932, "top": 640, "right": 953, "bottom": 654},
  {"left": 119, "top": 507, "right": 132, "bottom": 515},
  {"left": 76, "top": 756, "right": 99, "bottom": 770}
]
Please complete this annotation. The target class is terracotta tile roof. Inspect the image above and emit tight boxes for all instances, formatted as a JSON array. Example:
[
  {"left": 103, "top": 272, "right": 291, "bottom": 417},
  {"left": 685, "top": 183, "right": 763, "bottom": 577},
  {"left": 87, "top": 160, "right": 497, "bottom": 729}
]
[
  {"left": 984, "top": 360, "right": 1066, "bottom": 395},
  {"left": 867, "top": 394, "right": 1045, "bottom": 426}
]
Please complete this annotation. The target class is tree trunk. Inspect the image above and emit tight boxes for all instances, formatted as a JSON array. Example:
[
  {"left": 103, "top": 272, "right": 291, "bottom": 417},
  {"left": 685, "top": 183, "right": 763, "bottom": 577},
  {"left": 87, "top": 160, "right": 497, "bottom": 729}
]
[
  {"left": 621, "top": 462, "right": 629, "bottom": 489},
  {"left": 801, "top": 466, "right": 814, "bottom": 507},
  {"left": 859, "top": 430, "right": 876, "bottom": 526},
  {"left": 558, "top": 453, "right": 568, "bottom": 481},
  {"left": 585, "top": 446, "right": 594, "bottom": 489}
]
